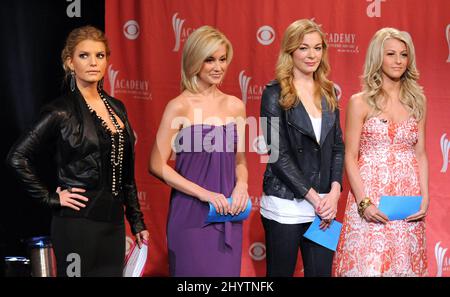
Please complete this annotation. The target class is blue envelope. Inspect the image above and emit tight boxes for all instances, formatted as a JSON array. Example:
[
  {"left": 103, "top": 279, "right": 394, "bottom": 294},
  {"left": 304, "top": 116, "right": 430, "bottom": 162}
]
[
  {"left": 205, "top": 197, "right": 252, "bottom": 223},
  {"left": 378, "top": 196, "right": 422, "bottom": 220},
  {"left": 303, "top": 216, "right": 342, "bottom": 251}
]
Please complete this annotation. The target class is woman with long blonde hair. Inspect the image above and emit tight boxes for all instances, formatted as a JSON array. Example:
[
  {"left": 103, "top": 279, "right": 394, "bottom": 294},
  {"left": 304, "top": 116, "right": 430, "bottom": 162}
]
[
  {"left": 334, "top": 27, "right": 428, "bottom": 276},
  {"left": 260, "top": 19, "right": 344, "bottom": 277}
]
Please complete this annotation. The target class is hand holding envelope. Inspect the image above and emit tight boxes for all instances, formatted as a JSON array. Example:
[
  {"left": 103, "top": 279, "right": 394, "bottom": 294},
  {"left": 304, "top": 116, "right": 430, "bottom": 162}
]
[
  {"left": 303, "top": 216, "right": 342, "bottom": 251},
  {"left": 378, "top": 196, "right": 422, "bottom": 221},
  {"left": 303, "top": 196, "right": 423, "bottom": 252},
  {"left": 205, "top": 197, "right": 252, "bottom": 223}
]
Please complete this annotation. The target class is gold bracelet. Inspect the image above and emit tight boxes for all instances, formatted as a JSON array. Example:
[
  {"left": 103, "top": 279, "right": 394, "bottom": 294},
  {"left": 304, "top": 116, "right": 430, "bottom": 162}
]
[{"left": 358, "top": 197, "right": 373, "bottom": 217}]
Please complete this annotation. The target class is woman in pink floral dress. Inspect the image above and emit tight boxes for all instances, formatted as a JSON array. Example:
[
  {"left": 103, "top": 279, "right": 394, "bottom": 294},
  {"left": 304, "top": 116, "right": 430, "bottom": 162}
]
[{"left": 334, "top": 28, "right": 428, "bottom": 276}]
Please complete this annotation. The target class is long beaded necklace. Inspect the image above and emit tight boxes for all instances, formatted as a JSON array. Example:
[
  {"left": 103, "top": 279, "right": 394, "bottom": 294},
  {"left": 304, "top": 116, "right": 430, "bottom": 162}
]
[{"left": 85, "top": 93, "right": 125, "bottom": 197}]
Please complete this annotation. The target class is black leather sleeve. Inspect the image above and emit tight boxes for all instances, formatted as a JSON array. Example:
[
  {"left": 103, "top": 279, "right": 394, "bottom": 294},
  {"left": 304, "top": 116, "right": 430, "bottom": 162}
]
[
  {"left": 120, "top": 102, "right": 147, "bottom": 235},
  {"left": 330, "top": 108, "right": 345, "bottom": 190},
  {"left": 260, "top": 85, "right": 311, "bottom": 198},
  {"left": 6, "top": 108, "right": 64, "bottom": 208},
  {"left": 123, "top": 182, "right": 146, "bottom": 235}
]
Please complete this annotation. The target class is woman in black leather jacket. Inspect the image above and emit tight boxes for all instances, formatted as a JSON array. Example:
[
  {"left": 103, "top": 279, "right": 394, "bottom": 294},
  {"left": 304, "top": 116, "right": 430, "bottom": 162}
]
[
  {"left": 7, "top": 26, "right": 148, "bottom": 277},
  {"left": 260, "top": 19, "right": 344, "bottom": 277}
]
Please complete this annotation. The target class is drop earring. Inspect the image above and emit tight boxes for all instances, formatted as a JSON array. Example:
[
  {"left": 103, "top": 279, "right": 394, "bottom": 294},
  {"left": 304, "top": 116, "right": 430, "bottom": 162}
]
[
  {"left": 97, "top": 78, "right": 104, "bottom": 92},
  {"left": 70, "top": 70, "right": 76, "bottom": 92}
]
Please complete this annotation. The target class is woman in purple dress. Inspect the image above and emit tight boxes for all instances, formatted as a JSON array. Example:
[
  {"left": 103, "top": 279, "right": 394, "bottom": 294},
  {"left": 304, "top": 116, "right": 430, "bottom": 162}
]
[{"left": 149, "top": 26, "right": 249, "bottom": 276}]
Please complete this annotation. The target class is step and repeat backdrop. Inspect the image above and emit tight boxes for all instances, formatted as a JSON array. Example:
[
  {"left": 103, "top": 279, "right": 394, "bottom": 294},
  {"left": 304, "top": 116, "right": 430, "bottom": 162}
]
[{"left": 104, "top": 0, "right": 450, "bottom": 276}]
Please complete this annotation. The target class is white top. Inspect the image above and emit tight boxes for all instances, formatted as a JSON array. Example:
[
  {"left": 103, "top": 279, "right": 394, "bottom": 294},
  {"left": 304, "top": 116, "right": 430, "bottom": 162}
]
[
  {"left": 308, "top": 114, "right": 322, "bottom": 143},
  {"left": 260, "top": 113, "right": 324, "bottom": 224}
]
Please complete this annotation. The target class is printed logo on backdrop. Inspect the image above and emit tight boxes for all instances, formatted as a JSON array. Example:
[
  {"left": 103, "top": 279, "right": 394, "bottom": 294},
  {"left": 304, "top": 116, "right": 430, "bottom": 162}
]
[
  {"left": 257, "top": 26, "right": 275, "bottom": 46},
  {"left": 133, "top": 130, "right": 138, "bottom": 146},
  {"left": 435, "top": 242, "right": 449, "bottom": 276},
  {"left": 366, "top": 0, "right": 386, "bottom": 18},
  {"left": 249, "top": 242, "right": 266, "bottom": 261},
  {"left": 172, "top": 13, "right": 197, "bottom": 52},
  {"left": 172, "top": 13, "right": 185, "bottom": 51},
  {"left": 440, "top": 134, "right": 450, "bottom": 173},
  {"left": 446, "top": 24, "right": 450, "bottom": 63},
  {"left": 107, "top": 65, "right": 152, "bottom": 100},
  {"left": 314, "top": 19, "right": 359, "bottom": 54},
  {"left": 138, "top": 191, "right": 150, "bottom": 211},
  {"left": 239, "top": 70, "right": 264, "bottom": 104},
  {"left": 108, "top": 65, "right": 119, "bottom": 97},
  {"left": 66, "top": 0, "right": 81, "bottom": 18},
  {"left": 325, "top": 31, "right": 359, "bottom": 54},
  {"left": 333, "top": 83, "right": 342, "bottom": 101},
  {"left": 239, "top": 71, "right": 251, "bottom": 104},
  {"left": 123, "top": 20, "right": 140, "bottom": 40},
  {"left": 250, "top": 196, "right": 262, "bottom": 211}
]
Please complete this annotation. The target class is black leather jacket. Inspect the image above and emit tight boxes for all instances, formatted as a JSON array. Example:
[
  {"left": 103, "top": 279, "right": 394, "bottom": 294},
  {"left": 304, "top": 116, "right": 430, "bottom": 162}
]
[
  {"left": 7, "top": 88, "right": 146, "bottom": 234},
  {"left": 260, "top": 80, "right": 344, "bottom": 200}
]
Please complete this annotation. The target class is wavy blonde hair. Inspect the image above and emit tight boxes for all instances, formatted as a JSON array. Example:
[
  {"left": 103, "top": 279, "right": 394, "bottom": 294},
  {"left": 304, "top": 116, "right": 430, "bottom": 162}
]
[
  {"left": 276, "top": 19, "right": 336, "bottom": 111},
  {"left": 181, "top": 26, "right": 233, "bottom": 93},
  {"left": 362, "top": 27, "right": 425, "bottom": 120}
]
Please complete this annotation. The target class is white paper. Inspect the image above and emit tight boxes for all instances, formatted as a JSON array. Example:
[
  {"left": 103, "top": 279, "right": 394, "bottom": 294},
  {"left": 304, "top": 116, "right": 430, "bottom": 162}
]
[{"left": 123, "top": 241, "right": 148, "bottom": 277}]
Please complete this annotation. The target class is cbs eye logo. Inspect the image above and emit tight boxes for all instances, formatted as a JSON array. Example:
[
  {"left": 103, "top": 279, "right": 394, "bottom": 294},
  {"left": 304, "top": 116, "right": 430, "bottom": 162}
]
[
  {"left": 257, "top": 26, "right": 275, "bottom": 46},
  {"left": 249, "top": 242, "right": 266, "bottom": 261},
  {"left": 123, "top": 20, "right": 140, "bottom": 40}
]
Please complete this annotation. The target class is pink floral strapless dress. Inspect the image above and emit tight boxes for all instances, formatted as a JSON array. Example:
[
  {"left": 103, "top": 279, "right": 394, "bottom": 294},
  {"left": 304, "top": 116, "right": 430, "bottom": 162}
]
[{"left": 334, "top": 117, "right": 427, "bottom": 276}]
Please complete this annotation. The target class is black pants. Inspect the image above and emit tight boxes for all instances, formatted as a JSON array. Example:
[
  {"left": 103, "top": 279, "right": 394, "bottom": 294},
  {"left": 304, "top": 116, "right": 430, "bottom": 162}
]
[
  {"left": 51, "top": 216, "right": 125, "bottom": 277},
  {"left": 262, "top": 216, "right": 334, "bottom": 277}
]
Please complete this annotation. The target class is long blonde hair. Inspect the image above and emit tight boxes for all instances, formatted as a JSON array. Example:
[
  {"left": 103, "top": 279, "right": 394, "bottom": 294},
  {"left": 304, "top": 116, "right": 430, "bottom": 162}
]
[
  {"left": 181, "top": 26, "right": 233, "bottom": 93},
  {"left": 276, "top": 19, "right": 336, "bottom": 111},
  {"left": 362, "top": 27, "right": 425, "bottom": 120}
]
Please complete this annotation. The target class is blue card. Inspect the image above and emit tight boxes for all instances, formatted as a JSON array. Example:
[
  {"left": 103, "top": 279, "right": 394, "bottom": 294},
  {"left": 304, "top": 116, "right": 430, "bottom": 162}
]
[
  {"left": 303, "top": 216, "right": 342, "bottom": 251},
  {"left": 378, "top": 196, "right": 422, "bottom": 220},
  {"left": 205, "top": 197, "right": 252, "bottom": 223}
]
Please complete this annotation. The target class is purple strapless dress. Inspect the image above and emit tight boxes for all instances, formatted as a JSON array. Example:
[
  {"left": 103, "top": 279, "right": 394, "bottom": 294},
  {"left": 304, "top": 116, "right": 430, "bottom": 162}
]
[{"left": 167, "top": 123, "right": 243, "bottom": 276}]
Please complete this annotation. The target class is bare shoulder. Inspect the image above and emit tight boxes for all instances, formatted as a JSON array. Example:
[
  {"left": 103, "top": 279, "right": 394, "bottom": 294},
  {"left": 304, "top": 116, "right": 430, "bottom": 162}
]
[
  {"left": 164, "top": 94, "right": 189, "bottom": 117},
  {"left": 224, "top": 94, "right": 246, "bottom": 115},
  {"left": 348, "top": 92, "right": 369, "bottom": 113},
  {"left": 348, "top": 92, "right": 367, "bottom": 107}
]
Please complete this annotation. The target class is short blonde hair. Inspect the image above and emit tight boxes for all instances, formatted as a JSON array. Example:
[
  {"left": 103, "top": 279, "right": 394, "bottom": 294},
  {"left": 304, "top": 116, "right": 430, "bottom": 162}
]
[
  {"left": 181, "top": 26, "right": 233, "bottom": 93},
  {"left": 362, "top": 27, "right": 425, "bottom": 120}
]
